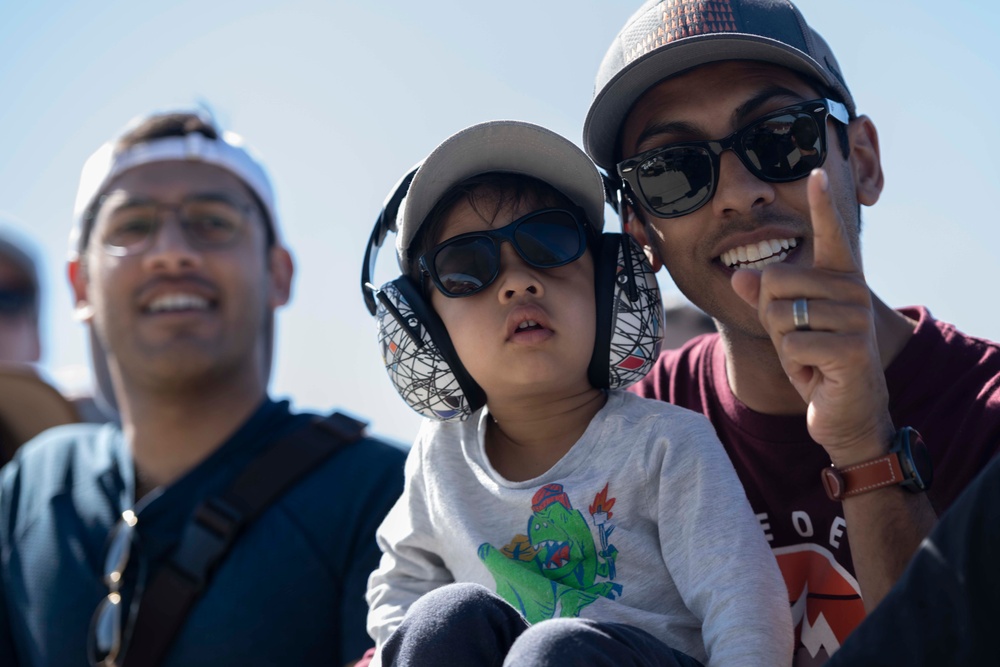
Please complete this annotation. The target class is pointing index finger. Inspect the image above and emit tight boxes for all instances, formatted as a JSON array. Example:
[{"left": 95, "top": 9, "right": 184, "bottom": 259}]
[{"left": 809, "top": 168, "right": 862, "bottom": 274}]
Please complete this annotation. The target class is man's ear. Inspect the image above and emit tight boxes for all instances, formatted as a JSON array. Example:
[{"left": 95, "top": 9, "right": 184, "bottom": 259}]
[
  {"left": 847, "top": 115, "right": 884, "bottom": 207},
  {"left": 68, "top": 258, "right": 94, "bottom": 322},
  {"left": 268, "top": 246, "right": 294, "bottom": 308},
  {"left": 620, "top": 204, "right": 663, "bottom": 272}
]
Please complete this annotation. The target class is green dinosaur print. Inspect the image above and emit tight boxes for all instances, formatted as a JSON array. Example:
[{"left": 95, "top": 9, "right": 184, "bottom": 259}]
[{"left": 478, "top": 483, "right": 621, "bottom": 623}]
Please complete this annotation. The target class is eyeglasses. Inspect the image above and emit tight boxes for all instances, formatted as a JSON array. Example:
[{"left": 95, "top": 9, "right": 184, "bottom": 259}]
[
  {"left": 0, "top": 288, "right": 34, "bottom": 316},
  {"left": 88, "top": 509, "right": 140, "bottom": 667},
  {"left": 616, "top": 98, "right": 850, "bottom": 219},
  {"left": 96, "top": 196, "right": 253, "bottom": 257},
  {"left": 418, "top": 208, "right": 590, "bottom": 298}
]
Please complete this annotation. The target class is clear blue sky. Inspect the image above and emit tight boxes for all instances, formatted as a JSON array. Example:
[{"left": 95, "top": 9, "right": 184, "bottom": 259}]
[{"left": 1, "top": 0, "right": 998, "bottom": 444}]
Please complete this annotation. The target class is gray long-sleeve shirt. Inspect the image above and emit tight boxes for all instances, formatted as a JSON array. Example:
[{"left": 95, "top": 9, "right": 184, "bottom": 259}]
[{"left": 367, "top": 390, "right": 792, "bottom": 666}]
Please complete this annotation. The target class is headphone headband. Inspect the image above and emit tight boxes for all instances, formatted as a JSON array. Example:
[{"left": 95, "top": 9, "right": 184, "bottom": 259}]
[{"left": 363, "top": 166, "right": 418, "bottom": 316}]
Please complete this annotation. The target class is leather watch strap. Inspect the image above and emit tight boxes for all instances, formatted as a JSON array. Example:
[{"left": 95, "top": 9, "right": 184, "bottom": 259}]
[{"left": 821, "top": 452, "right": 905, "bottom": 501}]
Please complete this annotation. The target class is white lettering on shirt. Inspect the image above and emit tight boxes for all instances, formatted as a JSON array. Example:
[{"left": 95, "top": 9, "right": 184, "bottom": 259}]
[
  {"left": 829, "top": 516, "right": 847, "bottom": 549},
  {"left": 792, "top": 510, "right": 814, "bottom": 537},
  {"left": 756, "top": 513, "right": 773, "bottom": 542}
]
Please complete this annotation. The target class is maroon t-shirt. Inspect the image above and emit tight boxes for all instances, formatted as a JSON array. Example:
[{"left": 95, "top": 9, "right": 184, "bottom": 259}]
[{"left": 630, "top": 306, "right": 1000, "bottom": 665}]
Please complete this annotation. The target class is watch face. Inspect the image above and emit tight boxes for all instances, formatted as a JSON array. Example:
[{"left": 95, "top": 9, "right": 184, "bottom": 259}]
[{"left": 900, "top": 428, "right": 933, "bottom": 492}]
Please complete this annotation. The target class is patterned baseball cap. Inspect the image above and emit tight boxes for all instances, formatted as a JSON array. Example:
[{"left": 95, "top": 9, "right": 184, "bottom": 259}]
[{"left": 584, "top": 0, "right": 855, "bottom": 171}]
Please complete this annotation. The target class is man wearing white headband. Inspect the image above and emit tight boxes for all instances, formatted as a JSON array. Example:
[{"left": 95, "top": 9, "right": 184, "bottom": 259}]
[{"left": 0, "top": 111, "right": 405, "bottom": 667}]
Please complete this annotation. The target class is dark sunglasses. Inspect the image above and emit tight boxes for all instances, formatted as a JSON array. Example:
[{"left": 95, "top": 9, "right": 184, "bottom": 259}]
[
  {"left": 0, "top": 288, "right": 34, "bottom": 316},
  {"left": 616, "top": 98, "right": 850, "bottom": 219},
  {"left": 88, "top": 510, "right": 142, "bottom": 667},
  {"left": 419, "top": 208, "right": 590, "bottom": 298}
]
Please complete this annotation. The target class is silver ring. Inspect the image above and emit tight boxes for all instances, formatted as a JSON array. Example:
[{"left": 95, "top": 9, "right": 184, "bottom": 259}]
[{"left": 792, "top": 298, "right": 810, "bottom": 331}]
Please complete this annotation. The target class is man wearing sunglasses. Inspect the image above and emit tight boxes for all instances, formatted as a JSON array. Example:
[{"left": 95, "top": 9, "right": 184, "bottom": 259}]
[
  {"left": 584, "top": 1, "right": 1000, "bottom": 663},
  {"left": 0, "top": 111, "right": 405, "bottom": 667}
]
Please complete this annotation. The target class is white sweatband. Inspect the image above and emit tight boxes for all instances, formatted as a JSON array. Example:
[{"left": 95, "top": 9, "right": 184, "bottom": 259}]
[{"left": 69, "top": 130, "right": 279, "bottom": 258}]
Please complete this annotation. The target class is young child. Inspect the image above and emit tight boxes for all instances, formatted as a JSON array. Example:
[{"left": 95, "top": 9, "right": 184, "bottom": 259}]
[{"left": 362, "top": 121, "right": 792, "bottom": 667}]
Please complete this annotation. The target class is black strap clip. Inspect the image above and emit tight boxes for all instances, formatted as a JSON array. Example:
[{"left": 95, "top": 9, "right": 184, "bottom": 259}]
[{"left": 170, "top": 497, "right": 244, "bottom": 586}]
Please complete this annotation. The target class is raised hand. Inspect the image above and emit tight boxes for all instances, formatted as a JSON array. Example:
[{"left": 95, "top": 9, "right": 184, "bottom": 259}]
[{"left": 730, "top": 168, "right": 894, "bottom": 465}]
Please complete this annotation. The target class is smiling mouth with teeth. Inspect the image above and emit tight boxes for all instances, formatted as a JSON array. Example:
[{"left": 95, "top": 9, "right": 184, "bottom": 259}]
[
  {"left": 146, "top": 293, "right": 212, "bottom": 313},
  {"left": 719, "top": 237, "right": 799, "bottom": 270}
]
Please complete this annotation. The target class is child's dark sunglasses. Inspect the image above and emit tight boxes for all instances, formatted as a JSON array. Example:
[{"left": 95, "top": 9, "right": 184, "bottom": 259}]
[
  {"left": 419, "top": 208, "right": 590, "bottom": 298},
  {"left": 616, "top": 98, "right": 850, "bottom": 219}
]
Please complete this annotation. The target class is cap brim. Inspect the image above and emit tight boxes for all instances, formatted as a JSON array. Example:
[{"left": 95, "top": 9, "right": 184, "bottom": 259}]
[
  {"left": 584, "top": 34, "right": 854, "bottom": 170},
  {"left": 397, "top": 121, "right": 606, "bottom": 264}
]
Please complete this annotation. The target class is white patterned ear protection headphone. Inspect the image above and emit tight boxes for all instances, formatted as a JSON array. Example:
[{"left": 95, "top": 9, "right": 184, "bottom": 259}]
[{"left": 360, "top": 121, "right": 664, "bottom": 422}]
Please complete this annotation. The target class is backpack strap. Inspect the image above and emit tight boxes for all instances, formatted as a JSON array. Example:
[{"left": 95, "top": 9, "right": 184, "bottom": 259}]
[{"left": 120, "top": 412, "right": 367, "bottom": 667}]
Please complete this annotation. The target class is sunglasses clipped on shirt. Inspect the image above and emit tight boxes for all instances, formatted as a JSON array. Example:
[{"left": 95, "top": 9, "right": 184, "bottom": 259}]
[
  {"left": 418, "top": 208, "right": 591, "bottom": 298},
  {"left": 88, "top": 509, "right": 141, "bottom": 667},
  {"left": 616, "top": 98, "right": 850, "bottom": 219}
]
